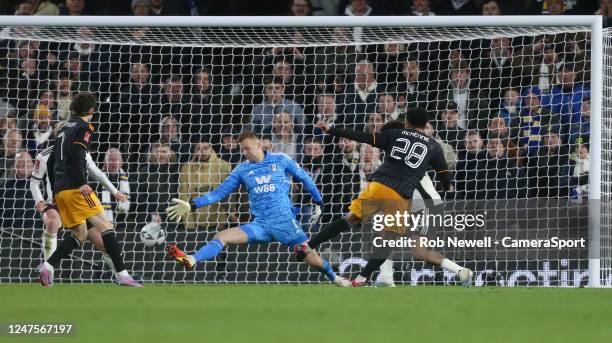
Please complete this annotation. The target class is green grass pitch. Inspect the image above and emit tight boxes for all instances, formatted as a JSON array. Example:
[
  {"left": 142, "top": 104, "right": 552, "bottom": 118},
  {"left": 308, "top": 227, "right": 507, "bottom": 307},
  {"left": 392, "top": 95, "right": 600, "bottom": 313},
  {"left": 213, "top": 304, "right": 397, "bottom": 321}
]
[{"left": 1, "top": 284, "right": 610, "bottom": 343}]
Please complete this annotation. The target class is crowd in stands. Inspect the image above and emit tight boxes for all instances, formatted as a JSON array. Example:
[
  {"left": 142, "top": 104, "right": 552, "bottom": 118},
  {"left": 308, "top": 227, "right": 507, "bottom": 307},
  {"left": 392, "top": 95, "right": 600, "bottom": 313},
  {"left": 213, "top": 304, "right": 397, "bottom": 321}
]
[{"left": 0, "top": 0, "right": 595, "bottom": 234}]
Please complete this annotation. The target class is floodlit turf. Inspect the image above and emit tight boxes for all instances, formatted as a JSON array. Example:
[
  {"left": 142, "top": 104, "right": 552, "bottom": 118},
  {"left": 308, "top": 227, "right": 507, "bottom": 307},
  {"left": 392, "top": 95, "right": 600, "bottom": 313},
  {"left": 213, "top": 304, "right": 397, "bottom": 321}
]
[{"left": 0, "top": 284, "right": 610, "bottom": 343}]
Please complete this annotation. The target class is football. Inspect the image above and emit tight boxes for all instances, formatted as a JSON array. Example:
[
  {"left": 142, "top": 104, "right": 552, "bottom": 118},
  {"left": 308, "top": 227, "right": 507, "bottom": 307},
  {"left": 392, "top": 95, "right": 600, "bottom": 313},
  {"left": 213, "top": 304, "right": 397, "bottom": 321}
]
[{"left": 139, "top": 222, "right": 166, "bottom": 247}]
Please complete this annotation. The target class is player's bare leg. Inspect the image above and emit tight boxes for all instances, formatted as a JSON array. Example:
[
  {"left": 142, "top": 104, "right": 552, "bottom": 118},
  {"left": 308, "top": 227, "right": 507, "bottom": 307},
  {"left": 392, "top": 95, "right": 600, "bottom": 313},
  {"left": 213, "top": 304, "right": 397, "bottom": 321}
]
[
  {"left": 295, "top": 243, "right": 352, "bottom": 287},
  {"left": 167, "top": 227, "right": 248, "bottom": 268},
  {"left": 86, "top": 212, "right": 142, "bottom": 287},
  {"left": 410, "top": 233, "right": 473, "bottom": 287},
  {"left": 38, "top": 223, "right": 88, "bottom": 287}
]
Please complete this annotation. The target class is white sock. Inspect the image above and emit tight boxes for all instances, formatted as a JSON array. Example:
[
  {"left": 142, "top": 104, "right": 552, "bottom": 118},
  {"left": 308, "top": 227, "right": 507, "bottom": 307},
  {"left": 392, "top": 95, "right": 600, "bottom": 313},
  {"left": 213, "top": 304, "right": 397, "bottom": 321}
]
[
  {"left": 43, "top": 261, "right": 54, "bottom": 273},
  {"left": 440, "top": 258, "right": 462, "bottom": 274},
  {"left": 116, "top": 269, "right": 129, "bottom": 278},
  {"left": 42, "top": 230, "right": 57, "bottom": 261},
  {"left": 103, "top": 253, "right": 117, "bottom": 273},
  {"left": 379, "top": 259, "right": 394, "bottom": 279},
  {"left": 355, "top": 275, "right": 367, "bottom": 283}
]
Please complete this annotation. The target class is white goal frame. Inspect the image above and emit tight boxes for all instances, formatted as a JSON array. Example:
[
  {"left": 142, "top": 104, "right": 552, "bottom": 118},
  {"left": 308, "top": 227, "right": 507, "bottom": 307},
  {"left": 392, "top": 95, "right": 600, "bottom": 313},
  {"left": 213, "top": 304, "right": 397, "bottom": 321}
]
[{"left": 0, "top": 14, "right": 605, "bottom": 287}]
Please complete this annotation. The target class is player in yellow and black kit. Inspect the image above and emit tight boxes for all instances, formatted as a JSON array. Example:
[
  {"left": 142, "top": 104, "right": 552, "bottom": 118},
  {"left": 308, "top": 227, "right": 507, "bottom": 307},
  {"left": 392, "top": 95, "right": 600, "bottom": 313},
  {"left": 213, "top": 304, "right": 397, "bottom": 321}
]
[
  {"left": 38, "top": 92, "right": 142, "bottom": 287},
  {"left": 304, "top": 108, "right": 473, "bottom": 287}
]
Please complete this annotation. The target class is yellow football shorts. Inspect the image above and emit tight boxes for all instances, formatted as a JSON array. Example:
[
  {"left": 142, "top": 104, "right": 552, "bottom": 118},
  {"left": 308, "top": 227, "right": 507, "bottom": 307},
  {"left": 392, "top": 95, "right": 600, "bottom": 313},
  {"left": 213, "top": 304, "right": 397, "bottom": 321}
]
[
  {"left": 349, "top": 181, "right": 412, "bottom": 234},
  {"left": 54, "top": 189, "right": 104, "bottom": 228}
]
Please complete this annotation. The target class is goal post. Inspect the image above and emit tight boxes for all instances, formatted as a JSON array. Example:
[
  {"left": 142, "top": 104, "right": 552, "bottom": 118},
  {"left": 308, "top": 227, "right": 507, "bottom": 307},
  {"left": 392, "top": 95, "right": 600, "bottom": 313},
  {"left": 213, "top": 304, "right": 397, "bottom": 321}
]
[{"left": 0, "top": 15, "right": 608, "bottom": 287}]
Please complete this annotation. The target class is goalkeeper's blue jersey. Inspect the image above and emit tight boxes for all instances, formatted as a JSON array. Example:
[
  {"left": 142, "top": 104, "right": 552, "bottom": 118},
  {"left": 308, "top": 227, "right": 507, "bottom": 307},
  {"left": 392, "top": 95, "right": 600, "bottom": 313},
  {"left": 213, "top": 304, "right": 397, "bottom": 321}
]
[{"left": 192, "top": 152, "right": 322, "bottom": 221}]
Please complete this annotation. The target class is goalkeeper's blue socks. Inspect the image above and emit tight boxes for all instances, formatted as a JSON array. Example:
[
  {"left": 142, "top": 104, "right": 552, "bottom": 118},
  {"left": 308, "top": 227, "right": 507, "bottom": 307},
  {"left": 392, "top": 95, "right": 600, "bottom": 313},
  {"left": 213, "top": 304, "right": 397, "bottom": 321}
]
[
  {"left": 318, "top": 259, "right": 336, "bottom": 282},
  {"left": 193, "top": 239, "right": 224, "bottom": 262}
]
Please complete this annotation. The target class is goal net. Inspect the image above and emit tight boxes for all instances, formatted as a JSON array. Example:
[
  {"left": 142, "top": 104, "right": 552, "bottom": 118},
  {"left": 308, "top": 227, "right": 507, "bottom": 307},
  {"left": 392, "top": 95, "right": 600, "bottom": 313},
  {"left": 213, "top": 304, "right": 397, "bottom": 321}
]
[{"left": 0, "top": 17, "right": 608, "bottom": 286}]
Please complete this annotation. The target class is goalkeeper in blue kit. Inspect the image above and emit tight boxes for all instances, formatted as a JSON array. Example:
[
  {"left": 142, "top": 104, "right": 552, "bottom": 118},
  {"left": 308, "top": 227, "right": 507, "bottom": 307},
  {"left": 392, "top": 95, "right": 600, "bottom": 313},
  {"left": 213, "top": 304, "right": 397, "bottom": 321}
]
[{"left": 165, "top": 131, "right": 352, "bottom": 287}]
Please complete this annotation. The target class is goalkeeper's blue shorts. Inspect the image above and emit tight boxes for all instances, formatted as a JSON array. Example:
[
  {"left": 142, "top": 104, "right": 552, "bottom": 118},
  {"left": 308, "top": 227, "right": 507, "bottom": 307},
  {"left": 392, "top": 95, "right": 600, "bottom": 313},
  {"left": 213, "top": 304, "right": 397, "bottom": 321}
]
[{"left": 240, "top": 217, "right": 308, "bottom": 248}]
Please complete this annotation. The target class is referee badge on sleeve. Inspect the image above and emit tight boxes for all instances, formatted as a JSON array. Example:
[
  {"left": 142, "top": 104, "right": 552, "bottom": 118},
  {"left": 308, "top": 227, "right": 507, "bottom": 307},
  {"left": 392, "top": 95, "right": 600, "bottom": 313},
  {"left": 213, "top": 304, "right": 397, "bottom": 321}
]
[{"left": 272, "top": 164, "right": 277, "bottom": 172}]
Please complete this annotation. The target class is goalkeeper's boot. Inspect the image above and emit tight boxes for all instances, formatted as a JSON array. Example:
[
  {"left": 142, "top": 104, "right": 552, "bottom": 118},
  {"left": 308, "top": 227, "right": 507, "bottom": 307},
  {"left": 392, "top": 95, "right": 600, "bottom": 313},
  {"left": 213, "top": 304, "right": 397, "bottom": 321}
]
[
  {"left": 334, "top": 276, "right": 352, "bottom": 287},
  {"left": 117, "top": 274, "right": 144, "bottom": 288},
  {"left": 458, "top": 268, "right": 474, "bottom": 288},
  {"left": 38, "top": 262, "right": 54, "bottom": 287},
  {"left": 167, "top": 244, "right": 195, "bottom": 268}
]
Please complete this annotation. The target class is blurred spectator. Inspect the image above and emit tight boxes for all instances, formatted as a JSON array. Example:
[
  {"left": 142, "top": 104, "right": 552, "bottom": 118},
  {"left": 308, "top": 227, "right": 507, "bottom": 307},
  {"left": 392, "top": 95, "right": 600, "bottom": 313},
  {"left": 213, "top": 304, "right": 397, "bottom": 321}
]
[
  {"left": 96, "top": 148, "right": 131, "bottom": 224},
  {"left": 0, "top": 150, "right": 37, "bottom": 229},
  {"left": 0, "top": 129, "right": 23, "bottom": 183},
  {"left": 271, "top": 59, "right": 306, "bottom": 106},
  {"left": 0, "top": 99, "right": 17, "bottom": 121},
  {"left": 365, "top": 112, "right": 385, "bottom": 134},
  {"left": 409, "top": 0, "right": 435, "bottom": 15},
  {"left": 476, "top": 37, "right": 515, "bottom": 108},
  {"left": 6, "top": 55, "right": 40, "bottom": 118},
  {"left": 59, "top": 0, "right": 88, "bottom": 16},
  {"left": 60, "top": 52, "right": 92, "bottom": 93},
  {"left": 33, "top": 1, "right": 60, "bottom": 15},
  {"left": 568, "top": 98, "right": 590, "bottom": 145},
  {"left": 377, "top": 93, "right": 402, "bottom": 122},
  {"left": 271, "top": 111, "right": 299, "bottom": 160},
  {"left": 289, "top": 0, "right": 313, "bottom": 15},
  {"left": 454, "top": 130, "right": 487, "bottom": 199},
  {"left": 55, "top": 71, "right": 73, "bottom": 120},
  {"left": 132, "top": 0, "right": 152, "bottom": 16},
  {"left": 529, "top": 132, "right": 570, "bottom": 197},
  {"left": 544, "top": 0, "right": 567, "bottom": 15},
  {"left": 373, "top": 43, "right": 406, "bottom": 87},
  {"left": 533, "top": 37, "right": 562, "bottom": 94},
  {"left": 538, "top": 62, "right": 590, "bottom": 137},
  {"left": 342, "top": 0, "right": 373, "bottom": 52},
  {"left": 313, "top": 93, "right": 339, "bottom": 127},
  {"left": 218, "top": 129, "right": 241, "bottom": 165},
  {"left": 160, "top": 75, "right": 191, "bottom": 134},
  {"left": 424, "top": 121, "right": 457, "bottom": 170},
  {"left": 359, "top": 144, "right": 381, "bottom": 189},
  {"left": 310, "top": 0, "right": 341, "bottom": 15},
  {"left": 158, "top": 115, "right": 191, "bottom": 164},
  {"left": 434, "top": 0, "right": 479, "bottom": 15},
  {"left": 342, "top": 0, "right": 372, "bottom": 16},
  {"left": 14, "top": 1, "right": 35, "bottom": 15},
  {"left": 435, "top": 62, "right": 490, "bottom": 132},
  {"left": 510, "top": 90, "right": 558, "bottom": 158},
  {"left": 26, "top": 105, "right": 54, "bottom": 154},
  {"left": 570, "top": 141, "right": 589, "bottom": 201},
  {"left": 488, "top": 116, "right": 520, "bottom": 163},
  {"left": 484, "top": 137, "right": 518, "bottom": 199},
  {"left": 397, "top": 57, "right": 429, "bottom": 110},
  {"left": 497, "top": 88, "right": 520, "bottom": 125},
  {"left": 436, "top": 103, "right": 467, "bottom": 150},
  {"left": 298, "top": 137, "right": 330, "bottom": 229},
  {"left": 119, "top": 63, "right": 162, "bottom": 158},
  {"left": 178, "top": 142, "right": 235, "bottom": 230},
  {"left": 250, "top": 77, "right": 304, "bottom": 135},
  {"left": 481, "top": 0, "right": 502, "bottom": 15},
  {"left": 135, "top": 143, "right": 179, "bottom": 223},
  {"left": 0, "top": 115, "right": 18, "bottom": 141},
  {"left": 189, "top": 67, "right": 230, "bottom": 146},
  {"left": 338, "top": 61, "right": 382, "bottom": 130}
]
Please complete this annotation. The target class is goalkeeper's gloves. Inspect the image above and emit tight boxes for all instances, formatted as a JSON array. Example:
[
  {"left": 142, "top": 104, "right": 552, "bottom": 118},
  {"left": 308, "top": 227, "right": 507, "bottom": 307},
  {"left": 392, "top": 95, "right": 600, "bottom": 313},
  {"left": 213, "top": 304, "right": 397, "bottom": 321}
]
[
  {"left": 310, "top": 203, "right": 322, "bottom": 225},
  {"left": 165, "top": 198, "right": 192, "bottom": 223}
]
